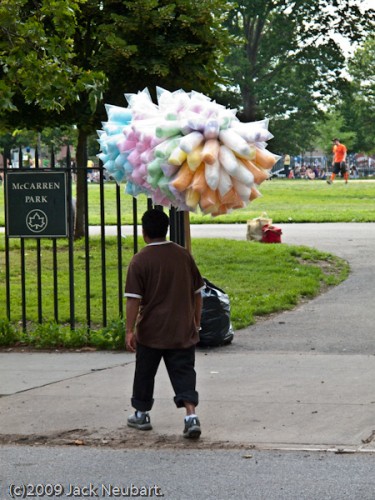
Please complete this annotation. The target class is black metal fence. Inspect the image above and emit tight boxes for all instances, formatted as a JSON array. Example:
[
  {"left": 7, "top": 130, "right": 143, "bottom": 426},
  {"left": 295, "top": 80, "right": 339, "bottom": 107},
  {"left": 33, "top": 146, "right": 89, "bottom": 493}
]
[{"left": 1, "top": 147, "right": 185, "bottom": 332}]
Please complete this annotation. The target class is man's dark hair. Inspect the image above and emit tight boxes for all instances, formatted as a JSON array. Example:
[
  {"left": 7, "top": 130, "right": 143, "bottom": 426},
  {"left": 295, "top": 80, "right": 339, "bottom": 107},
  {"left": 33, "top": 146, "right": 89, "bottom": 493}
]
[{"left": 142, "top": 209, "right": 169, "bottom": 239}]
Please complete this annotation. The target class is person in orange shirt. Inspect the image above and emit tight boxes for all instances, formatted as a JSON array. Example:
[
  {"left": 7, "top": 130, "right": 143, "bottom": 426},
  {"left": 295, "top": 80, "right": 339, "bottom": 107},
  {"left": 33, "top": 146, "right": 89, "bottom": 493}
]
[{"left": 327, "top": 138, "right": 348, "bottom": 184}]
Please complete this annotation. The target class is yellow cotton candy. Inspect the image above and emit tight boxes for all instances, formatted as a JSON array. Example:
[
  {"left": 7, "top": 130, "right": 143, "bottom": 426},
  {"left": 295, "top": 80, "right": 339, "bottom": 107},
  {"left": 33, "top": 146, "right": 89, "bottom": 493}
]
[
  {"left": 187, "top": 145, "right": 203, "bottom": 171},
  {"left": 186, "top": 188, "right": 200, "bottom": 209},
  {"left": 168, "top": 146, "right": 187, "bottom": 166}
]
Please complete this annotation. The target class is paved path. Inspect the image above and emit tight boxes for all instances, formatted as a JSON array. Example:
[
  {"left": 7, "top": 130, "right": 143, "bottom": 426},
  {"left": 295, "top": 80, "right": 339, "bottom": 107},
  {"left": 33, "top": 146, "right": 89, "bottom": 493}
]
[{"left": 1, "top": 223, "right": 374, "bottom": 452}]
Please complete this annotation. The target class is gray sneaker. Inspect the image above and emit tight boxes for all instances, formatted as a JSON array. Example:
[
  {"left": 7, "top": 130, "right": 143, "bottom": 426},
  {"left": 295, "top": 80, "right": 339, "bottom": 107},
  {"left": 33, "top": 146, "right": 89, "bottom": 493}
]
[
  {"left": 127, "top": 412, "right": 152, "bottom": 431},
  {"left": 326, "top": 179, "right": 332, "bottom": 184},
  {"left": 183, "top": 416, "right": 201, "bottom": 439}
]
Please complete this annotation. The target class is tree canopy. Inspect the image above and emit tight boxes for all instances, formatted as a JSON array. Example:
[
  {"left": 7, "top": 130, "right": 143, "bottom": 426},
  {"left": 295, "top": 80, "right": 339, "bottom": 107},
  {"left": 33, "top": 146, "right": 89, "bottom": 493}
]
[
  {"left": 0, "top": 0, "right": 105, "bottom": 126},
  {"left": 1, "top": 0, "right": 231, "bottom": 236},
  {"left": 1, "top": 0, "right": 230, "bottom": 132},
  {"left": 342, "top": 36, "right": 375, "bottom": 153},
  {"left": 1, "top": 0, "right": 373, "bottom": 160},
  {"left": 217, "top": 0, "right": 374, "bottom": 154}
]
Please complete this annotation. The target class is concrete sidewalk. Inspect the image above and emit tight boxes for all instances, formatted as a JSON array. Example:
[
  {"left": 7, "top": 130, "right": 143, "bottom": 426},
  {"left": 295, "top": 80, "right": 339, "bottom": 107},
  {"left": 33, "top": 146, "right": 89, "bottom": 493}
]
[{"left": 1, "top": 223, "right": 374, "bottom": 452}]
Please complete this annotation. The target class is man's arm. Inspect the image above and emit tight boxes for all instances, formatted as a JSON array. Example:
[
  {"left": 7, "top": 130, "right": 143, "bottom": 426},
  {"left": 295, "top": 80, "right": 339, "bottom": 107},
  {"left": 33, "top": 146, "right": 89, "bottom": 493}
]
[
  {"left": 125, "top": 297, "right": 141, "bottom": 352},
  {"left": 194, "top": 292, "right": 203, "bottom": 331}
]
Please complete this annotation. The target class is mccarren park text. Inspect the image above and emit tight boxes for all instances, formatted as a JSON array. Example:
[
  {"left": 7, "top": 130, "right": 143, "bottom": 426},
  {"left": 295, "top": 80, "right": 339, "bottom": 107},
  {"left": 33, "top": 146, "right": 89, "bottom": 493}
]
[{"left": 11, "top": 182, "right": 61, "bottom": 190}]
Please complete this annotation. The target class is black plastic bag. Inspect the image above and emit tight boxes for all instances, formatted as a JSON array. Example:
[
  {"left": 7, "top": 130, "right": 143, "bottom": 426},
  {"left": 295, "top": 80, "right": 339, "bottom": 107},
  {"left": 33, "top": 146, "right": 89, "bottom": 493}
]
[{"left": 198, "top": 278, "right": 234, "bottom": 347}]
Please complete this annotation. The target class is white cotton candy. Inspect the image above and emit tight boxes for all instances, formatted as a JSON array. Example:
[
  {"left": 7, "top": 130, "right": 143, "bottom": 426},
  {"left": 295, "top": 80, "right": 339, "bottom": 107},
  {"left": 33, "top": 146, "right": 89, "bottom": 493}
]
[
  {"left": 204, "top": 118, "right": 220, "bottom": 139},
  {"left": 204, "top": 159, "right": 220, "bottom": 190},
  {"left": 230, "top": 161, "right": 255, "bottom": 187},
  {"left": 219, "top": 145, "right": 239, "bottom": 176},
  {"left": 179, "top": 132, "right": 205, "bottom": 153},
  {"left": 232, "top": 179, "right": 252, "bottom": 202},
  {"left": 219, "top": 129, "right": 252, "bottom": 158},
  {"left": 218, "top": 168, "right": 233, "bottom": 197}
]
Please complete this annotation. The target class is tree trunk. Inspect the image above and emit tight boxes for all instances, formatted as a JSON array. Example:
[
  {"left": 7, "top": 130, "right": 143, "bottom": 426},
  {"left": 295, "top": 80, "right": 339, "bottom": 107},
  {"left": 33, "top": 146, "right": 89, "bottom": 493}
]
[
  {"left": 74, "top": 128, "right": 88, "bottom": 239},
  {"left": 241, "top": 84, "right": 258, "bottom": 122}
]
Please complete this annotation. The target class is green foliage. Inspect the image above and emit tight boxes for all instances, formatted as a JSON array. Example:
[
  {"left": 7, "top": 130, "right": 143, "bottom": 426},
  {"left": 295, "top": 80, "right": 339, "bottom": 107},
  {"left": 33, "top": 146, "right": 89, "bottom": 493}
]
[
  {"left": 193, "top": 239, "right": 349, "bottom": 329},
  {"left": 0, "top": 179, "right": 374, "bottom": 226},
  {"left": 0, "top": 320, "right": 126, "bottom": 350},
  {"left": 0, "top": 320, "right": 21, "bottom": 346},
  {"left": 0, "top": 238, "right": 348, "bottom": 348},
  {"left": 0, "top": 0, "right": 232, "bottom": 237},
  {"left": 25, "top": 323, "right": 85, "bottom": 349},
  {"left": 341, "top": 36, "right": 375, "bottom": 154},
  {"left": 90, "top": 319, "right": 126, "bottom": 350},
  {"left": 1, "top": 0, "right": 231, "bottom": 133},
  {"left": 218, "top": 0, "right": 374, "bottom": 154},
  {"left": 314, "top": 110, "right": 357, "bottom": 156},
  {"left": 0, "top": 0, "right": 106, "bottom": 124}
]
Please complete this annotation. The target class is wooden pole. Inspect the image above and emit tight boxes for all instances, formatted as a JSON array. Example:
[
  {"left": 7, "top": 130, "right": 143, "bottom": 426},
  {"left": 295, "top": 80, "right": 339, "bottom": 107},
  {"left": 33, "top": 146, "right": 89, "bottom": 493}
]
[{"left": 184, "top": 211, "right": 192, "bottom": 254}]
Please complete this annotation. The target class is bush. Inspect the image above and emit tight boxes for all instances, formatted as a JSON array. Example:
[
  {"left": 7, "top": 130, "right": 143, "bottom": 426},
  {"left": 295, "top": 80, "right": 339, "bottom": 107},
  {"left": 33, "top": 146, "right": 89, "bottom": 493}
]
[
  {"left": 0, "top": 319, "right": 126, "bottom": 350},
  {"left": 0, "top": 320, "right": 21, "bottom": 346}
]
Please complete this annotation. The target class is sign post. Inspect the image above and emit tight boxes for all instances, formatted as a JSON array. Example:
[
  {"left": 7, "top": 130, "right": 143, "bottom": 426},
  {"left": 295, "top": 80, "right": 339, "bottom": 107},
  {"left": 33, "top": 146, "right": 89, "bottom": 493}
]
[{"left": 6, "top": 171, "right": 68, "bottom": 238}]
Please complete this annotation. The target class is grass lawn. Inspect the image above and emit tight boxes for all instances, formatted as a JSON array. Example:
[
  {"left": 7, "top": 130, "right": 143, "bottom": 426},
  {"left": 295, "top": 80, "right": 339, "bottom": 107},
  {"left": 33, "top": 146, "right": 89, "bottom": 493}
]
[
  {"left": 1, "top": 178, "right": 375, "bottom": 226},
  {"left": 0, "top": 235, "right": 348, "bottom": 349},
  {"left": 96, "top": 178, "right": 375, "bottom": 224},
  {"left": 89, "top": 178, "right": 375, "bottom": 224},
  {"left": 0, "top": 177, "right": 364, "bottom": 349}
]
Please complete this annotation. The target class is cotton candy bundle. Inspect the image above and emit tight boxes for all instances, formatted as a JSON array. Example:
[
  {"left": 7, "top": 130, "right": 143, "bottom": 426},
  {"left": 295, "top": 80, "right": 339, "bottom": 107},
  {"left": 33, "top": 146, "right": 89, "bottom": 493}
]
[{"left": 98, "top": 87, "right": 279, "bottom": 215}]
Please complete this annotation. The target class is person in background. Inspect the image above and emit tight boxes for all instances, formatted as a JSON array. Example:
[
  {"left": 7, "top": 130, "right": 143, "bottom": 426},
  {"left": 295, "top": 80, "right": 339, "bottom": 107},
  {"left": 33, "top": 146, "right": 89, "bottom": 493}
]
[
  {"left": 283, "top": 154, "right": 291, "bottom": 177},
  {"left": 350, "top": 165, "right": 359, "bottom": 179},
  {"left": 124, "top": 209, "right": 205, "bottom": 439},
  {"left": 327, "top": 138, "right": 348, "bottom": 184}
]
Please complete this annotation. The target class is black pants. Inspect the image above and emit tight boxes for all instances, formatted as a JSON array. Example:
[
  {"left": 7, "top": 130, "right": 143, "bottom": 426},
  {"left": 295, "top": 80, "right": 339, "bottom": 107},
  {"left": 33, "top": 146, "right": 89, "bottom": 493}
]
[{"left": 131, "top": 343, "right": 198, "bottom": 412}]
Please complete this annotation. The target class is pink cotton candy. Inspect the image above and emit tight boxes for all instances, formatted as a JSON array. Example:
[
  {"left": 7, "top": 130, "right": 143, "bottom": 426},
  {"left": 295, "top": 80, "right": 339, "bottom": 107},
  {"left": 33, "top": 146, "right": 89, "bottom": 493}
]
[
  {"left": 140, "top": 149, "right": 154, "bottom": 163},
  {"left": 131, "top": 169, "right": 144, "bottom": 185},
  {"left": 152, "top": 190, "right": 170, "bottom": 206},
  {"left": 117, "top": 138, "right": 132, "bottom": 154},
  {"left": 127, "top": 150, "right": 142, "bottom": 167}
]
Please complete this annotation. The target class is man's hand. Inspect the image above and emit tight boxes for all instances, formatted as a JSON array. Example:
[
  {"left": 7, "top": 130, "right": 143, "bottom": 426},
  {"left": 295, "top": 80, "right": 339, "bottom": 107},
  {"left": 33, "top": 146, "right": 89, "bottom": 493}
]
[{"left": 125, "top": 331, "right": 137, "bottom": 353}]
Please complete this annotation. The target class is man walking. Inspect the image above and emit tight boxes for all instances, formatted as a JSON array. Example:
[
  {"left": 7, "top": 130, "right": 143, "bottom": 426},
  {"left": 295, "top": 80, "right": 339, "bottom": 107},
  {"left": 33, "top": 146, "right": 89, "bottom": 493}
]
[
  {"left": 125, "top": 209, "right": 205, "bottom": 439},
  {"left": 327, "top": 138, "right": 348, "bottom": 184}
]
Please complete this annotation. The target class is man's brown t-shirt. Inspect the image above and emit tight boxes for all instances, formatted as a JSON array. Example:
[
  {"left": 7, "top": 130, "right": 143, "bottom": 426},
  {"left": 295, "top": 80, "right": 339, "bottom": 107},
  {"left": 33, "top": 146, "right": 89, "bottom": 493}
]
[{"left": 125, "top": 241, "right": 204, "bottom": 349}]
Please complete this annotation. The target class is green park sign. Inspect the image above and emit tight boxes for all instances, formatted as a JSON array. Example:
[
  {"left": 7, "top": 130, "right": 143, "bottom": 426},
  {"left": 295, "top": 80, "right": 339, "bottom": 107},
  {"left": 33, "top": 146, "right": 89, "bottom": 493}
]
[{"left": 6, "top": 171, "right": 68, "bottom": 238}]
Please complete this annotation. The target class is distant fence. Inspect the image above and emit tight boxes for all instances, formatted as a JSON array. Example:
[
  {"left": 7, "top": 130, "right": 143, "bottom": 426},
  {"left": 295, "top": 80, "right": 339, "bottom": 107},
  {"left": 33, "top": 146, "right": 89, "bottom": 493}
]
[{"left": 1, "top": 146, "right": 185, "bottom": 332}]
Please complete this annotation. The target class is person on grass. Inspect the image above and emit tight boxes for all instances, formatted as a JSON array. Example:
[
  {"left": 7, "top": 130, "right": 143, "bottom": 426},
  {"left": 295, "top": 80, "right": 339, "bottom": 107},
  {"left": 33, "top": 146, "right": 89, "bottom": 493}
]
[
  {"left": 327, "top": 138, "right": 348, "bottom": 184},
  {"left": 124, "top": 209, "right": 205, "bottom": 439}
]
